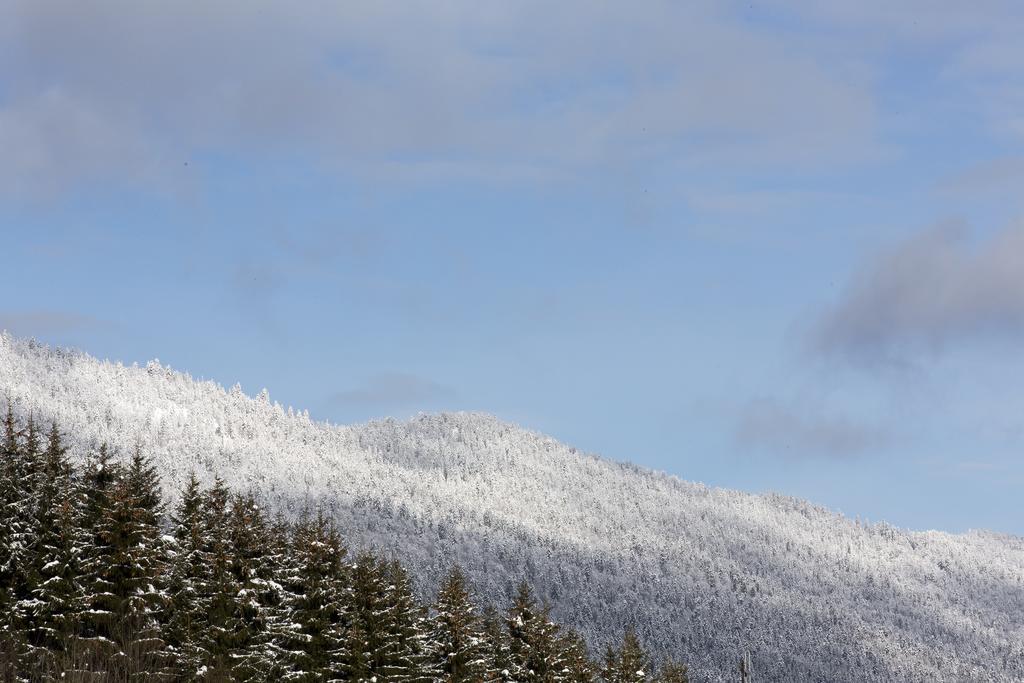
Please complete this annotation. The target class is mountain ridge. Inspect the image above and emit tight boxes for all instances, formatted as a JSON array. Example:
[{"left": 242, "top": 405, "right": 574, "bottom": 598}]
[{"left": 2, "top": 332, "right": 1022, "bottom": 682}]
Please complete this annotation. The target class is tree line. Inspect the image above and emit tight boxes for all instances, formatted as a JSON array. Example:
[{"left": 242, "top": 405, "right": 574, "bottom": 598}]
[{"left": 0, "top": 409, "right": 689, "bottom": 682}]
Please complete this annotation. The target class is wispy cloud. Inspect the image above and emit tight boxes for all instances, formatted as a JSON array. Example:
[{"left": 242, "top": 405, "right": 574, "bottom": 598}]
[
  {"left": 809, "top": 222, "right": 1024, "bottom": 366},
  {"left": 735, "top": 397, "right": 888, "bottom": 459},
  {"left": 330, "top": 373, "right": 456, "bottom": 411},
  {"left": 0, "top": 310, "right": 108, "bottom": 336}
]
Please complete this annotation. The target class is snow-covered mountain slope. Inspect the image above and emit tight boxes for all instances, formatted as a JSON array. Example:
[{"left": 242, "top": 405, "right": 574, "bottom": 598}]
[{"left": 2, "top": 333, "right": 1022, "bottom": 682}]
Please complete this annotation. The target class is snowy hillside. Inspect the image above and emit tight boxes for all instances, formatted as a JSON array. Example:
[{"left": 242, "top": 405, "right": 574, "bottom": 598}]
[{"left": 2, "top": 333, "right": 1022, "bottom": 682}]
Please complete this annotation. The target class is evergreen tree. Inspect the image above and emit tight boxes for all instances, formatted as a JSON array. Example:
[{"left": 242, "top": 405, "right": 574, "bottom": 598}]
[
  {"left": 558, "top": 629, "right": 595, "bottom": 682},
  {"left": 162, "top": 472, "right": 212, "bottom": 679},
  {"left": 80, "top": 444, "right": 120, "bottom": 531},
  {"left": 655, "top": 659, "right": 689, "bottom": 683},
  {"left": 80, "top": 461, "right": 168, "bottom": 678},
  {"left": 0, "top": 403, "right": 26, "bottom": 680},
  {"left": 127, "top": 445, "right": 164, "bottom": 527},
  {"left": 346, "top": 552, "right": 395, "bottom": 681},
  {"left": 250, "top": 512, "right": 299, "bottom": 680},
  {"left": 431, "top": 566, "right": 488, "bottom": 682},
  {"left": 379, "top": 559, "right": 436, "bottom": 682},
  {"left": 200, "top": 477, "right": 243, "bottom": 678},
  {"left": 227, "top": 493, "right": 283, "bottom": 680},
  {"left": 73, "top": 444, "right": 120, "bottom": 676},
  {"left": 481, "top": 604, "right": 513, "bottom": 682},
  {"left": 601, "top": 628, "right": 650, "bottom": 683},
  {"left": 279, "top": 511, "right": 348, "bottom": 680},
  {"left": 11, "top": 418, "right": 43, "bottom": 608},
  {"left": 26, "top": 425, "right": 88, "bottom": 675},
  {"left": 506, "top": 582, "right": 567, "bottom": 681}
]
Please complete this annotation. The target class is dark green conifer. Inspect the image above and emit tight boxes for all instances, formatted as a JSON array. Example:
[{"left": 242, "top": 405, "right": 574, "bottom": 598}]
[
  {"left": 507, "top": 582, "right": 566, "bottom": 681},
  {"left": 558, "top": 628, "right": 595, "bottom": 682},
  {"left": 163, "top": 472, "right": 212, "bottom": 679},
  {"left": 280, "top": 511, "right": 348, "bottom": 680},
  {"left": 655, "top": 658, "right": 689, "bottom": 683},
  {"left": 27, "top": 425, "right": 88, "bottom": 675},
  {"left": 432, "top": 565, "right": 488, "bottom": 682},
  {"left": 601, "top": 628, "right": 650, "bottom": 683},
  {"left": 380, "top": 559, "right": 436, "bottom": 682}
]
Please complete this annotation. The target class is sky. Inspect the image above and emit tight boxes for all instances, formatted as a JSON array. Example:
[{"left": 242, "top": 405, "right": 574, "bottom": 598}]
[{"left": 2, "top": 1, "right": 1024, "bottom": 535}]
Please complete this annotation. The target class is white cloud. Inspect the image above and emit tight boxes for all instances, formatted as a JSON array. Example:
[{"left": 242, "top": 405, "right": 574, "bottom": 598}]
[{"left": 0, "top": 1, "right": 881, "bottom": 197}]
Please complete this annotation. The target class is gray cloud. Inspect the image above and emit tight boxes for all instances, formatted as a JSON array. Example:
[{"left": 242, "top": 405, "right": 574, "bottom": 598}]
[
  {"left": 0, "top": 310, "right": 107, "bottom": 336},
  {"left": 0, "top": 1, "right": 881, "bottom": 198},
  {"left": 736, "top": 397, "right": 887, "bottom": 459},
  {"left": 810, "top": 223, "right": 1024, "bottom": 364},
  {"left": 937, "top": 156, "right": 1024, "bottom": 196},
  {"left": 330, "top": 373, "right": 456, "bottom": 410}
]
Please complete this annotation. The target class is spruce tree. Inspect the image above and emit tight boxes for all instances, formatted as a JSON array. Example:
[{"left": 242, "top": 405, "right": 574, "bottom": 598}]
[
  {"left": 74, "top": 445, "right": 120, "bottom": 675},
  {"left": 506, "top": 582, "right": 566, "bottom": 681},
  {"left": 481, "top": 604, "right": 513, "bottom": 682},
  {"left": 248, "top": 512, "right": 298, "bottom": 680},
  {"left": 558, "top": 629, "right": 595, "bottom": 682},
  {"left": 163, "top": 472, "right": 212, "bottom": 679},
  {"left": 655, "top": 658, "right": 689, "bottom": 683},
  {"left": 201, "top": 477, "right": 243, "bottom": 678},
  {"left": 227, "top": 493, "right": 282, "bottom": 680},
  {"left": 27, "top": 425, "right": 88, "bottom": 675},
  {"left": 432, "top": 566, "right": 488, "bottom": 682},
  {"left": 346, "top": 552, "right": 395, "bottom": 681},
  {"left": 80, "top": 461, "right": 168, "bottom": 678},
  {"left": 379, "top": 559, "right": 436, "bottom": 682},
  {"left": 601, "top": 628, "right": 650, "bottom": 683},
  {"left": 6, "top": 416, "right": 44, "bottom": 674},
  {"left": 11, "top": 418, "right": 43, "bottom": 607},
  {"left": 0, "top": 404, "right": 26, "bottom": 680},
  {"left": 279, "top": 511, "right": 348, "bottom": 680}
]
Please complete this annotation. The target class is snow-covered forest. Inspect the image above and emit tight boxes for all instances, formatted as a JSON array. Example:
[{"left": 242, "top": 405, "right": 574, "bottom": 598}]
[
  {"left": 0, "top": 416, "right": 686, "bottom": 681},
  {"left": 2, "top": 333, "right": 1023, "bottom": 682}
]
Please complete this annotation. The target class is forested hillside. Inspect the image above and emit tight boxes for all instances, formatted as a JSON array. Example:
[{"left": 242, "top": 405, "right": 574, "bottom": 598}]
[
  {"left": 2, "top": 333, "right": 1023, "bottom": 682},
  {"left": 0, "top": 415, "right": 688, "bottom": 680}
]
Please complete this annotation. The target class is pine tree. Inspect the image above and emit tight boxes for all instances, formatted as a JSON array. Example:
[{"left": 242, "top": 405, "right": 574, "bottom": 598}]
[
  {"left": 0, "top": 402, "right": 24, "bottom": 680},
  {"left": 346, "top": 552, "right": 395, "bottom": 681},
  {"left": 601, "top": 628, "right": 650, "bottom": 683},
  {"left": 227, "top": 493, "right": 283, "bottom": 680},
  {"left": 5, "top": 415, "right": 44, "bottom": 674},
  {"left": 73, "top": 444, "right": 121, "bottom": 675},
  {"left": 506, "top": 582, "right": 567, "bottom": 681},
  {"left": 432, "top": 566, "right": 488, "bottom": 682},
  {"left": 379, "top": 559, "right": 436, "bottom": 682},
  {"left": 162, "top": 472, "right": 212, "bottom": 679},
  {"left": 248, "top": 512, "right": 298, "bottom": 680},
  {"left": 80, "top": 444, "right": 120, "bottom": 531},
  {"left": 558, "top": 629, "right": 595, "bottom": 682},
  {"left": 279, "top": 511, "right": 348, "bottom": 680},
  {"left": 127, "top": 444, "right": 164, "bottom": 527},
  {"left": 80, "top": 460, "right": 168, "bottom": 678},
  {"left": 26, "top": 425, "right": 88, "bottom": 676},
  {"left": 11, "top": 417, "right": 43, "bottom": 602},
  {"left": 200, "top": 477, "right": 243, "bottom": 678},
  {"left": 655, "top": 658, "right": 689, "bottom": 683},
  {"left": 480, "top": 604, "right": 513, "bottom": 682}
]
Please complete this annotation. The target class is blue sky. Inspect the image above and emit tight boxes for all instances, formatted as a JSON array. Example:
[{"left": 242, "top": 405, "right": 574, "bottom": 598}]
[{"left": 2, "top": 1, "right": 1024, "bottom": 535}]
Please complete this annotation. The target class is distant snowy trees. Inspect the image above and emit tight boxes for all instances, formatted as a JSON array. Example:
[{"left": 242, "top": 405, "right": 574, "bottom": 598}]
[{"left": 0, "top": 412, "right": 688, "bottom": 681}]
